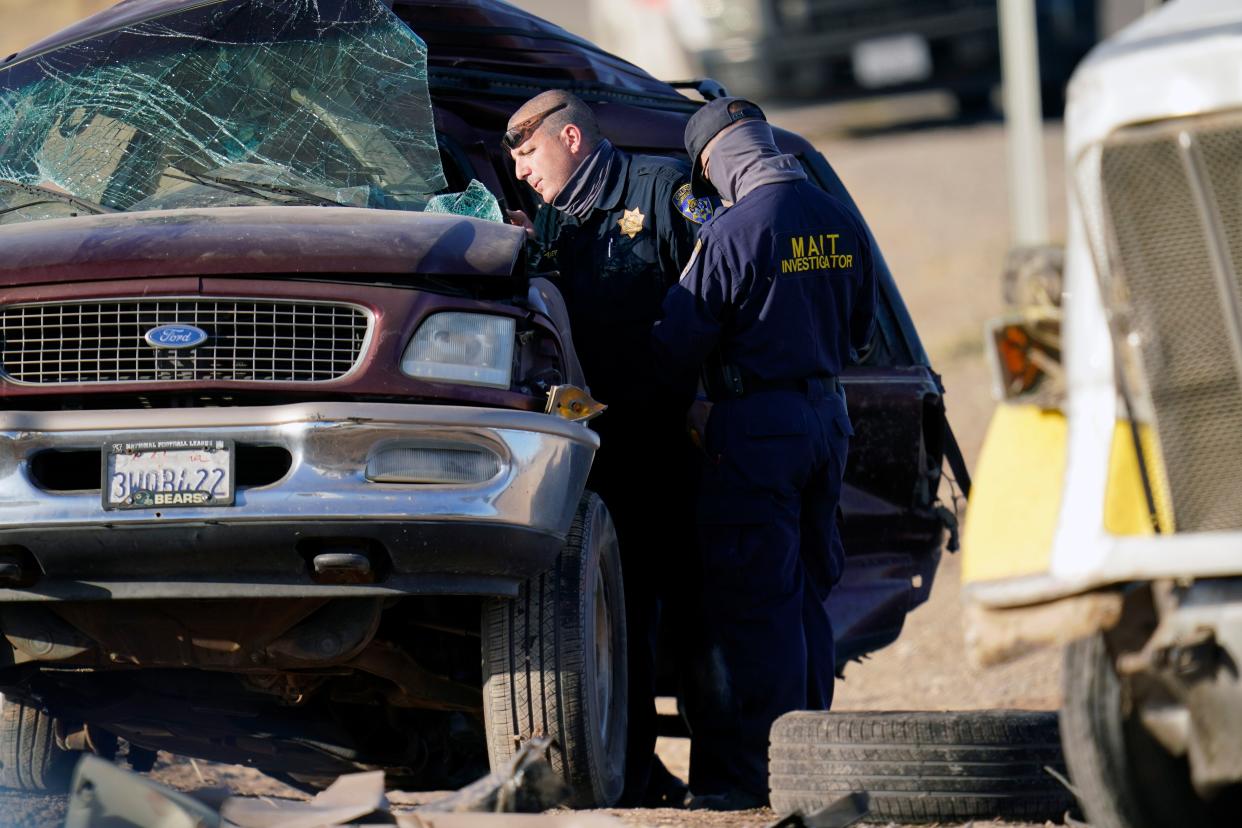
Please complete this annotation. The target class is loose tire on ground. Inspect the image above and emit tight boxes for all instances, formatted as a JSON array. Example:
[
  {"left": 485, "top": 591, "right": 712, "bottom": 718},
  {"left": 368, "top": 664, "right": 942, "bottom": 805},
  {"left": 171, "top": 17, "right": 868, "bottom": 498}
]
[
  {"left": 0, "top": 696, "right": 77, "bottom": 793},
  {"left": 481, "top": 492, "right": 628, "bottom": 808},
  {"left": 1060, "top": 633, "right": 1241, "bottom": 828},
  {"left": 769, "top": 709, "right": 1074, "bottom": 823}
]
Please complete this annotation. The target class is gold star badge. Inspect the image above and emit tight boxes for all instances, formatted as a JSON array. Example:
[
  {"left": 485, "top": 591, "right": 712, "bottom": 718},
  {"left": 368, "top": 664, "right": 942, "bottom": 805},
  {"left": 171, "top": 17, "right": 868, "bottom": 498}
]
[{"left": 618, "top": 207, "right": 645, "bottom": 239}]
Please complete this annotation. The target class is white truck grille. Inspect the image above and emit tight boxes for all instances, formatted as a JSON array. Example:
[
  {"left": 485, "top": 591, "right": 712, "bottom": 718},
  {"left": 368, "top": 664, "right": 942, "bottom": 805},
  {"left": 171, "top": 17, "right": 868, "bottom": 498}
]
[{"left": 1098, "top": 112, "right": 1242, "bottom": 532}]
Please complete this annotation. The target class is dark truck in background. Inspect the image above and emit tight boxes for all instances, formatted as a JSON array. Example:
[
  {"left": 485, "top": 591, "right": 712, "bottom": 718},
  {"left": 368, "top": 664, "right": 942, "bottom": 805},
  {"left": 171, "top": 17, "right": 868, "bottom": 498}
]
[
  {"left": 593, "top": 0, "right": 1156, "bottom": 113},
  {"left": 701, "top": 0, "right": 1096, "bottom": 110}
]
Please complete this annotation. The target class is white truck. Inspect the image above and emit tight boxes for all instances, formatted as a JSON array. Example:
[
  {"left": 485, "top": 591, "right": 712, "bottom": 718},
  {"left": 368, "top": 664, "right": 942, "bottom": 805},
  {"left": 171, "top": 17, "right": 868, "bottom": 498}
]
[{"left": 963, "top": 1, "right": 1242, "bottom": 825}]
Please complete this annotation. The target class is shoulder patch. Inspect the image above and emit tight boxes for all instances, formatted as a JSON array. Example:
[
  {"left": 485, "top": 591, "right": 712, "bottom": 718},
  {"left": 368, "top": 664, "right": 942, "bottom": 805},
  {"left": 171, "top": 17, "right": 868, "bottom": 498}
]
[{"left": 674, "top": 182, "right": 716, "bottom": 225}]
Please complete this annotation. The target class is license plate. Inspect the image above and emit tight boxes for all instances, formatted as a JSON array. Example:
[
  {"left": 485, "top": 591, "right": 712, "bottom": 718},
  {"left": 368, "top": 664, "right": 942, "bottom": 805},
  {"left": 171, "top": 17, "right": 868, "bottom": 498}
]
[
  {"left": 852, "top": 34, "right": 933, "bottom": 89},
  {"left": 103, "top": 439, "right": 234, "bottom": 510}
]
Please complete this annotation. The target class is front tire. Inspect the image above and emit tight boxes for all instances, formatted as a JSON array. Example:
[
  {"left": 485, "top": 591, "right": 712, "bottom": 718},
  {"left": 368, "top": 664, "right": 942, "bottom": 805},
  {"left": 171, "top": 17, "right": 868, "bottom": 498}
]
[
  {"left": 0, "top": 697, "right": 77, "bottom": 793},
  {"left": 482, "top": 492, "right": 628, "bottom": 808},
  {"left": 1060, "top": 633, "right": 1238, "bottom": 828}
]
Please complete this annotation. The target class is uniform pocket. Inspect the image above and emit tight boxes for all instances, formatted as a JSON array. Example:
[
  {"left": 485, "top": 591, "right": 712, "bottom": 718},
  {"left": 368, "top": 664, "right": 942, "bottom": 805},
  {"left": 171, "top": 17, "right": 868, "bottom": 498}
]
[
  {"left": 696, "top": 489, "right": 777, "bottom": 525},
  {"left": 833, "top": 411, "right": 854, "bottom": 438},
  {"left": 743, "top": 402, "right": 809, "bottom": 437},
  {"left": 599, "top": 236, "right": 664, "bottom": 323}
]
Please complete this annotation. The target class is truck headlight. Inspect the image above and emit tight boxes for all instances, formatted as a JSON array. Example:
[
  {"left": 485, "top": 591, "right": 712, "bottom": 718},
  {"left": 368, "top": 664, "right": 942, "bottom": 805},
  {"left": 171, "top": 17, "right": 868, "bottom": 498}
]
[{"left": 401, "top": 312, "right": 516, "bottom": 389}]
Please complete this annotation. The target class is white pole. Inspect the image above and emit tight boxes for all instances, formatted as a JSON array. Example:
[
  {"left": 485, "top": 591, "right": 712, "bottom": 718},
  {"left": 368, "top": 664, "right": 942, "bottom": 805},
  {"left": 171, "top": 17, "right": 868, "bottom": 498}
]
[{"left": 999, "top": 0, "right": 1049, "bottom": 247}]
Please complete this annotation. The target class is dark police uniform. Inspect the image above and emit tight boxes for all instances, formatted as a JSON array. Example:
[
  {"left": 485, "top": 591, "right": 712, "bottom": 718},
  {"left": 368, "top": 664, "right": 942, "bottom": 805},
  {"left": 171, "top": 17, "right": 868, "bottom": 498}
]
[
  {"left": 533, "top": 151, "right": 704, "bottom": 407},
  {"left": 533, "top": 148, "right": 711, "bottom": 803},
  {"left": 652, "top": 177, "right": 878, "bottom": 801}
]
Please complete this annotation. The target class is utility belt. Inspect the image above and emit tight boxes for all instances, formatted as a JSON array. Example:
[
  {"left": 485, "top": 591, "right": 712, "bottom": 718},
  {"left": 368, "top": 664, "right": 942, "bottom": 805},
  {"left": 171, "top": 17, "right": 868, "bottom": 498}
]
[{"left": 703, "top": 360, "right": 840, "bottom": 402}]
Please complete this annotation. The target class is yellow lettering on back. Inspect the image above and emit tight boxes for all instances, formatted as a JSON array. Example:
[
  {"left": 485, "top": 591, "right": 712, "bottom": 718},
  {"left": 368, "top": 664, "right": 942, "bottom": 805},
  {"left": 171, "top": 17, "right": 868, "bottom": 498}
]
[
  {"left": 791, "top": 236, "right": 805, "bottom": 258},
  {"left": 807, "top": 236, "right": 820, "bottom": 256}
]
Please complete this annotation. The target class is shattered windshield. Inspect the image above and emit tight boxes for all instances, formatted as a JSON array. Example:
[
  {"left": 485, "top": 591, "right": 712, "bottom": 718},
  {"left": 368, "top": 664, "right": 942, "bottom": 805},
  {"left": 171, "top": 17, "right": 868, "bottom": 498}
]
[{"left": 0, "top": 0, "right": 501, "bottom": 225}]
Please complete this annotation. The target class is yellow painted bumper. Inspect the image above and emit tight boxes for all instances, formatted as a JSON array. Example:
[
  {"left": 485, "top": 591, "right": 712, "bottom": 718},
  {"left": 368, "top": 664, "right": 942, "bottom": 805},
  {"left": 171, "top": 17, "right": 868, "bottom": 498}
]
[
  {"left": 963, "top": 404, "right": 1171, "bottom": 589},
  {"left": 962, "top": 404, "right": 1067, "bottom": 585}
]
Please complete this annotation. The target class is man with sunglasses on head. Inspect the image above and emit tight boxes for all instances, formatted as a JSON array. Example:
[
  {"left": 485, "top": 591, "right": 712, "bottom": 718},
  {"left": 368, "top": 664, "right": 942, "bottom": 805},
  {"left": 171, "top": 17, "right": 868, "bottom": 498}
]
[{"left": 504, "top": 90, "right": 714, "bottom": 808}]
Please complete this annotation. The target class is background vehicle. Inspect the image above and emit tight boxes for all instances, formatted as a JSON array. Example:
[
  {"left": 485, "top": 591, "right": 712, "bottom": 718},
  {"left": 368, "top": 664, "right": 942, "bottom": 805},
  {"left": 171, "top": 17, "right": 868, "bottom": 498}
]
[
  {"left": 591, "top": 0, "right": 1131, "bottom": 112},
  {"left": 964, "top": 1, "right": 1242, "bottom": 824},
  {"left": 0, "top": 0, "right": 961, "bottom": 806}
]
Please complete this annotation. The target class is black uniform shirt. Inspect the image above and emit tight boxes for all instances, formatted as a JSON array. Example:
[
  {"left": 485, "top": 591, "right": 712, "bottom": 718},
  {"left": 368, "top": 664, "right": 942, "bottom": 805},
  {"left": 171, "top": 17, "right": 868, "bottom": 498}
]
[
  {"left": 653, "top": 178, "right": 878, "bottom": 387},
  {"left": 533, "top": 150, "right": 703, "bottom": 407}
]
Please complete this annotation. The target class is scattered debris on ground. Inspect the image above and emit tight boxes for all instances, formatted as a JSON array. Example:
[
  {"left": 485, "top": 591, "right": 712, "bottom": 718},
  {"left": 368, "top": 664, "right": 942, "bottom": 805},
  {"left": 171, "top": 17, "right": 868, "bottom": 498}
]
[{"left": 62, "top": 738, "right": 626, "bottom": 828}]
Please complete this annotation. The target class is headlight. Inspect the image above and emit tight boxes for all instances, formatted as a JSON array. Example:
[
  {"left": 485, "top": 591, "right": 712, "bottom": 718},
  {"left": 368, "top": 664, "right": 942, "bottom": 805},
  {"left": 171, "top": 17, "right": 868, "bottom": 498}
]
[{"left": 401, "top": 312, "right": 516, "bottom": 389}]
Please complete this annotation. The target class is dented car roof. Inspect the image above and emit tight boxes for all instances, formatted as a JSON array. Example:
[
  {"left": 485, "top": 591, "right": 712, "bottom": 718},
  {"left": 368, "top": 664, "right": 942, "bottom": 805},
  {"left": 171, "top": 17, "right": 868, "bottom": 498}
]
[{"left": 4, "top": 0, "right": 686, "bottom": 105}]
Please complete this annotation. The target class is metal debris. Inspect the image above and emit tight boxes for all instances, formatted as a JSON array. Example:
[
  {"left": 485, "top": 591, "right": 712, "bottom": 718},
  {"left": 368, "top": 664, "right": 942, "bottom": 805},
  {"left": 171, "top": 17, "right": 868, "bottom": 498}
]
[
  {"left": 222, "top": 771, "right": 390, "bottom": 828},
  {"left": 416, "top": 737, "right": 568, "bottom": 814},
  {"left": 60, "top": 736, "right": 610, "bottom": 828},
  {"left": 396, "top": 816, "right": 620, "bottom": 827},
  {"left": 765, "top": 792, "right": 870, "bottom": 828},
  {"left": 64, "top": 754, "right": 222, "bottom": 828}
]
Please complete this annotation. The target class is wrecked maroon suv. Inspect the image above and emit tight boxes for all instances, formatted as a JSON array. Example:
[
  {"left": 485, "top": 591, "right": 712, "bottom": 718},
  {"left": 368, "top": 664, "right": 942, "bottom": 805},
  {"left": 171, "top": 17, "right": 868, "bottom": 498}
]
[{"left": 0, "top": 0, "right": 965, "bottom": 806}]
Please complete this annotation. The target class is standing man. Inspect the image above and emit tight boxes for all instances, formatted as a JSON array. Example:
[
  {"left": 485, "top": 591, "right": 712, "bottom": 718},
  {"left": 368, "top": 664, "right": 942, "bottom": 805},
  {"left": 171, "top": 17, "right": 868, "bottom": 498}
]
[
  {"left": 504, "top": 90, "right": 711, "bottom": 806},
  {"left": 651, "top": 98, "right": 877, "bottom": 809}
]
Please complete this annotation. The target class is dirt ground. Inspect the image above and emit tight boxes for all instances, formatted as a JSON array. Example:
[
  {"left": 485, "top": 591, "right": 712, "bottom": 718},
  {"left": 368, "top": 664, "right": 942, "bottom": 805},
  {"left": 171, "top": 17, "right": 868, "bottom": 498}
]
[{"left": 0, "top": 0, "right": 114, "bottom": 57}]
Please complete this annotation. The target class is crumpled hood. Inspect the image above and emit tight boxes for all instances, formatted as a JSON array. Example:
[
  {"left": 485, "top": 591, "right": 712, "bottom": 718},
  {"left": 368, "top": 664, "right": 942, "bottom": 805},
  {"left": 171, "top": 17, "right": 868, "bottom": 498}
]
[{"left": 0, "top": 206, "right": 527, "bottom": 288}]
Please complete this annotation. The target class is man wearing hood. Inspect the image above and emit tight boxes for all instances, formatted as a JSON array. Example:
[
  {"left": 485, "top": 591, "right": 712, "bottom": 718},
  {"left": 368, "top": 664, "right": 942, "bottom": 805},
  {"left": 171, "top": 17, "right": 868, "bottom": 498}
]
[
  {"left": 651, "top": 98, "right": 878, "bottom": 809},
  {"left": 504, "top": 90, "right": 713, "bottom": 807}
]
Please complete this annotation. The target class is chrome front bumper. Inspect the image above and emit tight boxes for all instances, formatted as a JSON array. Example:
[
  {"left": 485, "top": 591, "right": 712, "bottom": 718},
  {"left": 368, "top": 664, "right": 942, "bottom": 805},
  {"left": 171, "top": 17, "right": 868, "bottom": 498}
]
[{"left": 0, "top": 403, "right": 598, "bottom": 601}]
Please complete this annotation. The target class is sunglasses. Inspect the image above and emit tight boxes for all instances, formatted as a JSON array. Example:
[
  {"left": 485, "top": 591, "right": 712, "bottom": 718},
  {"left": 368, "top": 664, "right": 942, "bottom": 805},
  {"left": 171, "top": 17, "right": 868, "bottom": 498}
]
[{"left": 502, "top": 103, "right": 568, "bottom": 152}]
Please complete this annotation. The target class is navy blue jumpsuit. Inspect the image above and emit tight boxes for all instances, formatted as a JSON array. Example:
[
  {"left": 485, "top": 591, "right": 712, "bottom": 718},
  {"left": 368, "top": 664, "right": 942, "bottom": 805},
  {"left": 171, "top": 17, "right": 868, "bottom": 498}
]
[{"left": 651, "top": 177, "right": 877, "bottom": 799}]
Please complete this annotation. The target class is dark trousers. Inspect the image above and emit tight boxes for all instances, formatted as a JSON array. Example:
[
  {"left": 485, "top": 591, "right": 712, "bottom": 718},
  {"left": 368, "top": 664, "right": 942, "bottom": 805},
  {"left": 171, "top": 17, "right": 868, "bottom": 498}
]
[
  {"left": 588, "top": 406, "right": 699, "bottom": 804},
  {"left": 684, "top": 384, "right": 851, "bottom": 800}
]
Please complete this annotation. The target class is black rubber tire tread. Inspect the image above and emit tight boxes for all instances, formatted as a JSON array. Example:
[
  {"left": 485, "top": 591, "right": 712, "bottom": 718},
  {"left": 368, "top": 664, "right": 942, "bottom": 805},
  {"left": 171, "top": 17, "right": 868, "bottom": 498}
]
[
  {"left": 481, "top": 492, "right": 627, "bottom": 808},
  {"left": 0, "top": 699, "right": 76, "bottom": 793},
  {"left": 1060, "top": 633, "right": 1238, "bottom": 828},
  {"left": 1059, "top": 634, "right": 1151, "bottom": 828},
  {"left": 769, "top": 709, "right": 1073, "bottom": 823}
]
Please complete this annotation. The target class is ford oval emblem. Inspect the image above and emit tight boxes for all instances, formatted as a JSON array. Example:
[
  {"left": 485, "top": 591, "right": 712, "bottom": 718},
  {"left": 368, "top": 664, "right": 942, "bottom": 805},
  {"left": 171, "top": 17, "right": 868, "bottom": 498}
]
[{"left": 144, "top": 324, "right": 209, "bottom": 350}]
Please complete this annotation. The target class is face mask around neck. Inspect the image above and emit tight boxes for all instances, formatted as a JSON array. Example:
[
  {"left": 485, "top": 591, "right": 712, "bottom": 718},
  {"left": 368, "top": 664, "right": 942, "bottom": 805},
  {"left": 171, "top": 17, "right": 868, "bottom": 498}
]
[
  {"left": 551, "top": 138, "right": 616, "bottom": 220},
  {"left": 706, "top": 121, "right": 806, "bottom": 203}
]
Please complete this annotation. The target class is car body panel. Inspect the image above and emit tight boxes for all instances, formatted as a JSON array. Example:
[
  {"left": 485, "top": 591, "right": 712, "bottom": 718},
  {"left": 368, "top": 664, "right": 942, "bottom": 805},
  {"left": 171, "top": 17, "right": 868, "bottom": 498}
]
[
  {"left": 0, "top": 207, "right": 526, "bottom": 285},
  {"left": 0, "top": 402, "right": 597, "bottom": 601}
]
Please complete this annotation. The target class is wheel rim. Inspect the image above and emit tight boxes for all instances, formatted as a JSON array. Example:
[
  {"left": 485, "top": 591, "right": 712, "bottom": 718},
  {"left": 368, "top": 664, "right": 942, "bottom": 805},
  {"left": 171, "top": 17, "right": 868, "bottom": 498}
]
[{"left": 592, "top": 564, "right": 613, "bottom": 748}]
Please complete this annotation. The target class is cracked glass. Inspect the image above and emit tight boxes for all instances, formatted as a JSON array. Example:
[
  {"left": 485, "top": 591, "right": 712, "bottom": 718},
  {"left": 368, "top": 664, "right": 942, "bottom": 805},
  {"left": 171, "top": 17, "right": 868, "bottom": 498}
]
[
  {"left": 0, "top": 0, "right": 501, "bottom": 225},
  {"left": 424, "top": 179, "right": 505, "bottom": 223}
]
